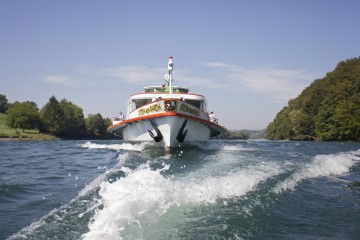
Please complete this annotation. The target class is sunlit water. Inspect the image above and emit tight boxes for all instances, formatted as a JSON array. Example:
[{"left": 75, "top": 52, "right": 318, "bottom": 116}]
[{"left": 1, "top": 140, "right": 360, "bottom": 239}]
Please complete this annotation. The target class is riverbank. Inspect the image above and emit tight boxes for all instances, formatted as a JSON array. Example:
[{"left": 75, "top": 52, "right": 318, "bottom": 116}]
[
  {"left": 0, "top": 113, "right": 58, "bottom": 140},
  {"left": 0, "top": 134, "right": 58, "bottom": 141}
]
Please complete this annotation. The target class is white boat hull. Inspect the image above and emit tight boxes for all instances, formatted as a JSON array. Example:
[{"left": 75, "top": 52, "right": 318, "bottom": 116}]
[
  {"left": 122, "top": 116, "right": 211, "bottom": 148},
  {"left": 108, "top": 98, "right": 225, "bottom": 149}
]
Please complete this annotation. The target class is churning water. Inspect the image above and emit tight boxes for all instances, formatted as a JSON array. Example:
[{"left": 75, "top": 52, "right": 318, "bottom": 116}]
[{"left": 1, "top": 140, "right": 360, "bottom": 239}]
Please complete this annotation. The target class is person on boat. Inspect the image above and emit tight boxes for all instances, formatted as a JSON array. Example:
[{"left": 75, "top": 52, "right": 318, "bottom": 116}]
[
  {"left": 208, "top": 111, "right": 214, "bottom": 121},
  {"left": 119, "top": 111, "right": 125, "bottom": 120},
  {"left": 208, "top": 111, "right": 218, "bottom": 123},
  {"left": 166, "top": 101, "right": 176, "bottom": 111}
]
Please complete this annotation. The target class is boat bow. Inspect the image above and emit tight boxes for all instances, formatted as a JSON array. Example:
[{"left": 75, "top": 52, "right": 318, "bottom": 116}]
[{"left": 107, "top": 57, "right": 225, "bottom": 149}]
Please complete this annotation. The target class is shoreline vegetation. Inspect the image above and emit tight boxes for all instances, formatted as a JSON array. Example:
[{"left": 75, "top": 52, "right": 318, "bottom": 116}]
[
  {"left": 1, "top": 113, "right": 266, "bottom": 141},
  {"left": 0, "top": 96, "right": 117, "bottom": 141},
  {"left": 1, "top": 112, "right": 264, "bottom": 141},
  {"left": 267, "top": 57, "right": 360, "bottom": 141},
  {"left": 0, "top": 113, "right": 57, "bottom": 140}
]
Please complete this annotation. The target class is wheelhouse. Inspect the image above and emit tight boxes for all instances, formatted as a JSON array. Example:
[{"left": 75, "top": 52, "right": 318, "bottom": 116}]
[
  {"left": 126, "top": 86, "right": 208, "bottom": 116},
  {"left": 143, "top": 86, "right": 189, "bottom": 93}
]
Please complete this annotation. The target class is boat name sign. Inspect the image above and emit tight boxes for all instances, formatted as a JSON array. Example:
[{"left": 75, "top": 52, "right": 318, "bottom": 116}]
[
  {"left": 179, "top": 103, "right": 200, "bottom": 116},
  {"left": 138, "top": 103, "right": 162, "bottom": 116},
  {"left": 136, "top": 100, "right": 200, "bottom": 117}
]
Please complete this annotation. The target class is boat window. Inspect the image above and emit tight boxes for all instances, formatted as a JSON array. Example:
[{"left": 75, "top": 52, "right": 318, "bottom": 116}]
[
  {"left": 134, "top": 99, "right": 152, "bottom": 109},
  {"left": 173, "top": 87, "right": 189, "bottom": 93},
  {"left": 144, "top": 87, "right": 165, "bottom": 93},
  {"left": 186, "top": 100, "right": 203, "bottom": 110},
  {"left": 143, "top": 86, "right": 189, "bottom": 93}
]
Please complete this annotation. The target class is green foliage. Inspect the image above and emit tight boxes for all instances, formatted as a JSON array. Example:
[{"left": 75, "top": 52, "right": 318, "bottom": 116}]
[
  {"left": 0, "top": 94, "right": 9, "bottom": 113},
  {"left": 1, "top": 93, "right": 115, "bottom": 139},
  {"left": 220, "top": 129, "right": 250, "bottom": 140},
  {"left": 40, "top": 96, "right": 64, "bottom": 136},
  {"left": 59, "top": 99, "right": 87, "bottom": 139},
  {"left": 219, "top": 129, "right": 266, "bottom": 140},
  {"left": 39, "top": 96, "right": 89, "bottom": 139},
  {"left": 1, "top": 113, "right": 57, "bottom": 140},
  {"left": 86, "top": 113, "right": 112, "bottom": 139},
  {"left": 267, "top": 57, "right": 360, "bottom": 141},
  {"left": 1, "top": 93, "right": 116, "bottom": 139},
  {"left": 6, "top": 102, "right": 40, "bottom": 131}
]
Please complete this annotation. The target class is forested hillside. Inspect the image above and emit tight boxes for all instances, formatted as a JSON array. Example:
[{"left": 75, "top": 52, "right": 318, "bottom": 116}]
[{"left": 267, "top": 57, "right": 360, "bottom": 141}]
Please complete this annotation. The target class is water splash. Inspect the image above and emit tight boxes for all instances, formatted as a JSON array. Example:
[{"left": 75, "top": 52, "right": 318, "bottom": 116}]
[
  {"left": 80, "top": 141, "right": 150, "bottom": 152},
  {"left": 274, "top": 149, "right": 360, "bottom": 193},
  {"left": 82, "top": 161, "right": 282, "bottom": 239}
]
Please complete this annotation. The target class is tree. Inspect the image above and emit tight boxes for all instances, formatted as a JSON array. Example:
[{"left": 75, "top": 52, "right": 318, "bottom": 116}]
[
  {"left": 334, "top": 95, "right": 360, "bottom": 141},
  {"left": 0, "top": 94, "right": 9, "bottom": 113},
  {"left": 39, "top": 96, "right": 89, "bottom": 139},
  {"left": 39, "top": 96, "right": 64, "bottom": 135},
  {"left": 266, "top": 106, "right": 294, "bottom": 140},
  {"left": 86, "top": 113, "right": 111, "bottom": 138},
  {"left": 6, "top": 102, "right": 40, "bottom": 132},
  {"left": 59, "top": 99, "right": 87, "bottom": 139}
]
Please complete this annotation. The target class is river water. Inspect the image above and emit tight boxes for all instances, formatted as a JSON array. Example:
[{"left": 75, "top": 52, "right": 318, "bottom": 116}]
[{"left": 0, "top": 140, "right": 359, "bottom": 239}]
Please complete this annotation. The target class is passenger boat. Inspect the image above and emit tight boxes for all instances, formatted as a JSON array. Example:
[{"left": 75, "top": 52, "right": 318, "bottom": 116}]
[{"left": 107, "top": 57, "right": 225, "bottom": 150}]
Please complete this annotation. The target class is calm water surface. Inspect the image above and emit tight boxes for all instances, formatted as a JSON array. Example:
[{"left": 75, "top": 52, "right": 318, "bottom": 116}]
[{"left": 0, "top": 140, "right": 359, "bottom": 239}]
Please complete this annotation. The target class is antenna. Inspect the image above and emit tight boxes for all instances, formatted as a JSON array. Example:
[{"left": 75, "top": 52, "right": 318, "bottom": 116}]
[{"left": 167, "top": 56, "right": 174, "bottom": 97}]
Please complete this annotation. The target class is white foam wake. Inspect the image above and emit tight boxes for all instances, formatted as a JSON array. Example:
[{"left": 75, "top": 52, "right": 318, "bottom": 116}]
[
  {"left": 274, "top": 149, "right": 360, "bottom": 193},
  {"left": 192, "top": 141, "right": 255, "bottom": 151},
  {"left": 80, "top": 141, "right": 149, "bottom": 152},
  {"left": 9, "top": 151, "right": 133, "bottom": 240},
  {"left": 82, "top": 162, "right": 282, "bottom": 240}
]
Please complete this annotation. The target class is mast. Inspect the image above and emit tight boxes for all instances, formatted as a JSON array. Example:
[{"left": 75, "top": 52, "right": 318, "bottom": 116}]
[{"left": 167, "top": 56, "right": 174, "bottom": 97}]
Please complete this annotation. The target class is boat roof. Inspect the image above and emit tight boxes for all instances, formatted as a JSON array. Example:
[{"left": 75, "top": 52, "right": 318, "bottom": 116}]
[
  {"left": 143, "top": 86, "right": 189, "bottom": 93},
  {"left": 129, "top": 86, "right": 206, "bottom": 100}
]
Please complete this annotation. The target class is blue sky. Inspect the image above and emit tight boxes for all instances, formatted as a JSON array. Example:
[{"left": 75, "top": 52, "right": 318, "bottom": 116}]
[{"left": 1, "top": 0, "right": 359, "bottom": 130}]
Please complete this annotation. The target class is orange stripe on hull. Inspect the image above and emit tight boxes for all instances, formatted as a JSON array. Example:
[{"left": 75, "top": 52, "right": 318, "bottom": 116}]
[{"left": 107, "top": 112, "right": 224, "bottom": 132}]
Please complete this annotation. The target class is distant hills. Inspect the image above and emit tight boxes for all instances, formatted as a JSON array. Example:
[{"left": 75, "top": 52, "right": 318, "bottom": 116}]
[
  {"left": 267, "top": 57, "right": 360, "bottom": 141},
  {"left": 220, "top": 129, "right": 266, "bottom": 140}
]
